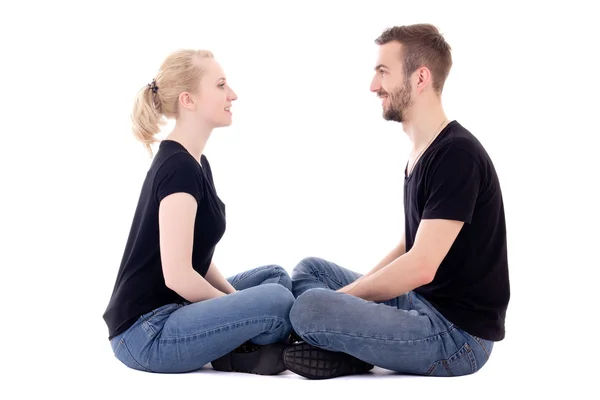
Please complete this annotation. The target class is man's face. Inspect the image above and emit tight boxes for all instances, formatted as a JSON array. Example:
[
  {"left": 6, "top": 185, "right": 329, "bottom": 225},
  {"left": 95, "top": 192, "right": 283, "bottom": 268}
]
[{"left": 370, "top": 42, "right": 413, "bottom": 123}]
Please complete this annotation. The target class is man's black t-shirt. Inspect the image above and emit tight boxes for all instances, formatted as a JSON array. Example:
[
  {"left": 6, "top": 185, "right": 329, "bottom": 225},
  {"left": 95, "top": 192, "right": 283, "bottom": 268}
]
[
  {"left": 405, "top": 120, "right": 510, "bottom": 341},
  {"left": 103, "top": 140, "right": 226, "bottom": 340}
]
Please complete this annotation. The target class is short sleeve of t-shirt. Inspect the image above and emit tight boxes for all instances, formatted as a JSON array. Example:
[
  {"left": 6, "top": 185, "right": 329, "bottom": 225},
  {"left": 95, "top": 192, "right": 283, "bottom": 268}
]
[
  {"left": 422, "top": 146, "right": 481, "bottom": 224},
  {"left": 154, "top": 153, "right": 204, "bottom": 205}
]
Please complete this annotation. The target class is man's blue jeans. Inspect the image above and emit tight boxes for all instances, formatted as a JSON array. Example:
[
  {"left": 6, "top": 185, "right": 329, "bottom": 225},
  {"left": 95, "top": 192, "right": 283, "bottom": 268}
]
[
  {"left": 290, "top": 257, "right": 494, "bottom": 377},
  {"left": 109, "top": 265, "right": 294, "bottom": 373}
]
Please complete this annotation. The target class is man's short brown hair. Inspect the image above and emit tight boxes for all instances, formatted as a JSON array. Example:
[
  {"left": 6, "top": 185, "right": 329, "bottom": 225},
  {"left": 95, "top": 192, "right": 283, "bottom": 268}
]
[{"left": 375, "top": 24, "right": 452, "bottom": 94}]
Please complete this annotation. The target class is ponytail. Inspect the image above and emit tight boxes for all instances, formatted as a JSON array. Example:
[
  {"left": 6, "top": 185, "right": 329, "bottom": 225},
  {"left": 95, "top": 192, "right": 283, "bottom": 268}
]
[{"left": 131, "top": 79, "right": 166, "bottom": 157}]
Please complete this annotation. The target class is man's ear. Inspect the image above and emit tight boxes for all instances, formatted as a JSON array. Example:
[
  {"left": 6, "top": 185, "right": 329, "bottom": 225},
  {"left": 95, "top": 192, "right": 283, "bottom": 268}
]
[{"left": 415, "top": 66, "right": 432, "bottom": 94}]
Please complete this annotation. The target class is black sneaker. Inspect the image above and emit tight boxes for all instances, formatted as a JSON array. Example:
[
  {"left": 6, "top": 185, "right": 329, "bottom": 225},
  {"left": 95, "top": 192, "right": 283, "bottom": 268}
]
[
  {"left": 283, "top": 342, "right": 374, "bottom": 379},
  {"left": 211, "top": 341, "right": 288, "bottom": 375}
]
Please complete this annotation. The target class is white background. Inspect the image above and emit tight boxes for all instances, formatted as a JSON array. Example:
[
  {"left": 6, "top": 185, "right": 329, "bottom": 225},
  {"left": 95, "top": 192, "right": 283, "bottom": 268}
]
[{"left": 1, "top": 0, "right": 597, "bottom": 398}]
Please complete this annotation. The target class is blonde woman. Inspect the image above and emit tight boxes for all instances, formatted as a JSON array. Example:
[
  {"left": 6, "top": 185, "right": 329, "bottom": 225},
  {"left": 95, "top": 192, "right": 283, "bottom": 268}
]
[{"left": 102, "top": 49, "right": 295, "bottom": 375}]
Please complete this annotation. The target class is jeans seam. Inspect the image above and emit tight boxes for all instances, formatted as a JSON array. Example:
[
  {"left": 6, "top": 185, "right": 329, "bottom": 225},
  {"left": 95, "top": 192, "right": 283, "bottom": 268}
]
[
  {"left": 232, "top": 265, "right": 280, "bottom": 287},
  {"left": 158, "top": 316, "right": 285, "bottom": 344},
  {"left": 302, "top": 325, "right": 455, "bottom": 344},
  {"left": 317, "top": 272, "right": 343, "bottom": 288},
  {"left": 306, "top": 264, "right": 345, "bottom": 288}
]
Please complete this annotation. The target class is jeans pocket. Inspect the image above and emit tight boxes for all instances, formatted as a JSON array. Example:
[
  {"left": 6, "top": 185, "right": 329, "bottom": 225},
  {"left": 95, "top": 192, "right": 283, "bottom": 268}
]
[
  {"left": 141, "top": 303, "right": 181, "bottom": 337},
  {"left": 113, "top": 338, "right": 151, "bottom": 372},
  {"left": 470, "top": 334, "right": 493, "bottom": 360},
  {"left": 425, "top": 343, "right": 478, "bottom": 377}
]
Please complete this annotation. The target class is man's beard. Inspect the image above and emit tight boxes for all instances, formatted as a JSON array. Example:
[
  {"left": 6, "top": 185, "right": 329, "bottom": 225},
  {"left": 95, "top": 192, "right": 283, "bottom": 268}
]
[{"left": 379, "top": 80, "right": 413, "bottom": 122}]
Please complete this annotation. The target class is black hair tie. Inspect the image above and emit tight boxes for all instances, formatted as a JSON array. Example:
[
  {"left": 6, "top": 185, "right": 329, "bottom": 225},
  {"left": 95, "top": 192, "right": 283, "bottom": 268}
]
[{"left": 148, "top": 79, "right": 158, "bottom": 94}]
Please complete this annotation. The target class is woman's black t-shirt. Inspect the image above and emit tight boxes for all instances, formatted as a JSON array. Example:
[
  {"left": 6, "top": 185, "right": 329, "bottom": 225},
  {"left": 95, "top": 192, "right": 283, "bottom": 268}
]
[{"left": 103, "top": 140, "right": 226, "bottom": 340}]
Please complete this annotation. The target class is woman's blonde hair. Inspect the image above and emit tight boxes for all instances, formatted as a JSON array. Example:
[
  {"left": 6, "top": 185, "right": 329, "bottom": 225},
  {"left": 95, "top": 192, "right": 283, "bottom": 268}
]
[{"left": 131, "top": 49, "right": 214, "bottom": 156}]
